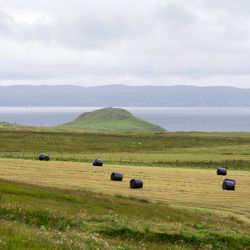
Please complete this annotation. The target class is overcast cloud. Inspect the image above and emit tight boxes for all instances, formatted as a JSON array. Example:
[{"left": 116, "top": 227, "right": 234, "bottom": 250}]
[{"left": 0, "top": 0, "right": 250, "bottom": 88}]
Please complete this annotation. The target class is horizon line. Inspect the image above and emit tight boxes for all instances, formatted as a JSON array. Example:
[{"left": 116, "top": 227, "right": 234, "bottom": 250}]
[{"left": 0, "top": 84, "right": 249, "bottom": 89}]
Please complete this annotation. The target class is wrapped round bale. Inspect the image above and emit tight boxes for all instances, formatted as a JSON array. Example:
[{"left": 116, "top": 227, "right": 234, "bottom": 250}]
[
  {"left": 111, "top": 172, "right": 123, "bottom": 181},
  {"left": 222, "top": 179, "right": 235, "bottom": 190},
  {"left": 130, "top": 178, "right": 143, "bottom": 189},
  {"left": 93, "top": 158, "right": 103, "bottom": 166},
  {"left": 39, "top": 153, "right": 50, "bottom": 161},
  {"left": 217, "top": 168, "right": 227, "bottom": 175},
  {"left": 224, "top": 178, "right": 236, "bottom": 185}
]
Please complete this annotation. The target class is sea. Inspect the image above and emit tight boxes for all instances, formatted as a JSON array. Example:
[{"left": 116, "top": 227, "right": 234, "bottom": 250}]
[{"left": 0, "top": 106, "right": 250, "bottom": 132}]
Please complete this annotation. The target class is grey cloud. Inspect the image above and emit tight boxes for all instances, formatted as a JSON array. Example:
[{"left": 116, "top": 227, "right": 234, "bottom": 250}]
[
  {"left": 0, "top": 11, "right": 15, "bottom": 35},
  {"left": 52, "top": 14, "right": 141, "bottom": 49},
  {"left": 204, "top": 0, "right": 250, "bottom": 15},
  {"left": 0, "top": 9, "right": 145, "bottom": 50},
  {"left": 0, "top": 0, "right": 250, "bottom": 87},
  {"left": 155, "top": 3, "right": 197, "bottom": 29}
]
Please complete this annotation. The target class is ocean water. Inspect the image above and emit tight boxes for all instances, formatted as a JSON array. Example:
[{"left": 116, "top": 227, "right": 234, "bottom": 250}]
[{"left": 0, "top": 106, "right": 250, "bottom": 132}]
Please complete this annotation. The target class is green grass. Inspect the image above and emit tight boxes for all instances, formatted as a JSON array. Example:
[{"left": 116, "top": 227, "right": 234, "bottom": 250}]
[
  {"left": 59, "top": 108, "right": 166, "bottom": 132},
  {"left": 1, "top": 130, "right": 250, "bottom": 169},
  {"left": 0, "top": 127, "right": 250, "bottom": 249},
  {"left": 0, "top": 180, "right": 249, "bottom": 249}
]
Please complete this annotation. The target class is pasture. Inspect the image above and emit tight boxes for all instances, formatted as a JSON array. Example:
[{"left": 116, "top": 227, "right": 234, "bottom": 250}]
[{"left": 1, "top": 130, "right": 250, "bottom": 169}]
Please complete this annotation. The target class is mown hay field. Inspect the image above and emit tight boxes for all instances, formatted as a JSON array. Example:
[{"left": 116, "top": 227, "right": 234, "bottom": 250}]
[{"left": 0, "top": 158, "right": 249, "bottom": 222}]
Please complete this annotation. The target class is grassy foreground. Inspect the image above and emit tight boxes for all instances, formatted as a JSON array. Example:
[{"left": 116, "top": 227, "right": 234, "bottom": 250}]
[
  {"left": 0, "top": 179, "right": 249, "bottom": 249},
  {"left": 1, "top": 130, "right": 250, "bottom": 169}
]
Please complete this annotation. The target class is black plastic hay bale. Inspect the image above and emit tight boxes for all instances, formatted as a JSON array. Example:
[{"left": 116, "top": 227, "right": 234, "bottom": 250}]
[
  {"left": 39, "top": 153, "right": 50, "bottom": 161},
  {"left": 130, "top": 178, "right": 143, "bottom": 189},
  {"left": 93, "top": 158, "right": 103, "bottom": 166},
  {"left": 111, "top": 172, "right": 123, "bottom": 181},
  {"left": 223, "top": 178, "right": 236, "bottom": 185},
  {"left": 222, "top": 179, "right": 235, "bottom": 190},
  {"left": 217, "top": 168, "right": 227, "bottom": 175}
]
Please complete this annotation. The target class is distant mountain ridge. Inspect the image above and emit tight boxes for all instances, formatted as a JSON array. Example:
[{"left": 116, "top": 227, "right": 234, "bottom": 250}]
[
  {"left": 0, "top": 84, "right": 250, "bottom": 107},
  {"left": 59, "top": 107, "right": 166, "bottom": 132}
]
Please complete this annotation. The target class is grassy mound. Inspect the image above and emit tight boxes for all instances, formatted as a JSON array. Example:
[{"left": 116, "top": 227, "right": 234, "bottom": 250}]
[
  {"left": 59, "top": 108, "right": 166, "bottom": 132},
  {"left": 0, "top": 122, "right": 23, "bottom": 130}
]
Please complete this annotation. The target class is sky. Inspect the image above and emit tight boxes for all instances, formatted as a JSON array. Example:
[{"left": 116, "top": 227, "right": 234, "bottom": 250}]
[{"left": 0, "top": 0, "right": 250, "bottom": 88}]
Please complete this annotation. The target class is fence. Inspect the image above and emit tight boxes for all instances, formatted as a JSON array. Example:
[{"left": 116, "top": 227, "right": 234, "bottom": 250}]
[
  {"left": 0, "top": 151, "right": 152, "bottom": 165},
  {"left": 0, "top": 151, "right": 247, "bottom": 169}
]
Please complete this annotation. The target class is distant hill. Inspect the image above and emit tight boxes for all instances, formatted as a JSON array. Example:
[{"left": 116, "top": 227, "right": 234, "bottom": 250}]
[
  {"left": 0, "top": 122, "right": 20, "bottom": 130},
  {"left": 59, "top": 108, "right": 166, "bottom": 132},
  {"left": 1, "top": 85, "right": 250, "bottom": 107}
]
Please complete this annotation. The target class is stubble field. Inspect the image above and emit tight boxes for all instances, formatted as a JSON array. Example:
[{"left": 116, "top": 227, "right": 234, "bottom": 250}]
[{"left": 0, "top": 158, "right": 249, "bottom": 222}]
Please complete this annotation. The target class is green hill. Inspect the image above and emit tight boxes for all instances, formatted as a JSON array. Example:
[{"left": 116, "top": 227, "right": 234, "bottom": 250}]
[
  {"left": 0, "top": 122, "right": 32, "bottom": 131},
  {"left": 59, "top": 108, "right": 166, "bottom": 132}
]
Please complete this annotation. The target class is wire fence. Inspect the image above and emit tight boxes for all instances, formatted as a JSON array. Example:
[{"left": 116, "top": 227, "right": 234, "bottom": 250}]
[
  {"left": 0, "top": 151, "right": 152, "bottom": 165},
  {"left": 0, "top": 151, "right": 248, "bottom": 169}
]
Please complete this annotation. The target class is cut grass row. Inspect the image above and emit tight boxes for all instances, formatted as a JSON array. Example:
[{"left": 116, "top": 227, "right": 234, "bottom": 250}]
[{"left": 0, "top": 180, "right": 249, "bottom": 249}]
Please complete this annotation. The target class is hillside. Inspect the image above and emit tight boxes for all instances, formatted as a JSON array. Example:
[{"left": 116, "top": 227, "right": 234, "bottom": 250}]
[
  {"left": 59, "top": 108, "right": 166, "bottom": 132},
  {"left": 1, "top": 84, "right": 250, "bottom": 106},
  {"left": 1, "top": 177, "right": 249, "bottom": 249},
  {"left": 0, "top": 122, "right": 39, "bottom": 131}
]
